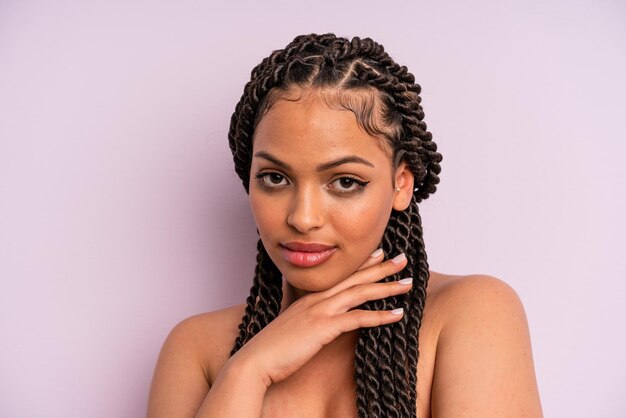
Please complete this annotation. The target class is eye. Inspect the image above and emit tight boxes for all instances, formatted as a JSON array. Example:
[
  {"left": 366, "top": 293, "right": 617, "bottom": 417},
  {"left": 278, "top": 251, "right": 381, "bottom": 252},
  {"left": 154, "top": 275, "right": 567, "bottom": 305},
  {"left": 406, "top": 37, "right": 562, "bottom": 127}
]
[
  {"left": 329, "top": 176, "right": 370, "bottom": 194},
  {"left": 253, "top": 172, "right": 370, "bottom": 195},
  {"left": 254, "top": 172, "right": 289, "bottom": 188}
]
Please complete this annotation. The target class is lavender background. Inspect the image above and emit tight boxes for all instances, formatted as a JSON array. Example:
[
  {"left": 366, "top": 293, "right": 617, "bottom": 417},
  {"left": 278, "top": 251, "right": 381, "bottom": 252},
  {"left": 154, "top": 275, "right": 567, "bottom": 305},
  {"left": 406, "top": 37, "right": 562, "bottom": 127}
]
[{"left": 1, "top": 1, "right": 624, "bottom": 417}]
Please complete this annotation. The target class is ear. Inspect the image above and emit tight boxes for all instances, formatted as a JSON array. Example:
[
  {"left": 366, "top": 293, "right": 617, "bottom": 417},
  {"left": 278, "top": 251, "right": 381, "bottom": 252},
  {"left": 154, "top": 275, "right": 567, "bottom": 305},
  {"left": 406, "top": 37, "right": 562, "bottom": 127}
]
[{"left": 392, "top": 161, "right": 414, "bottom": 211}]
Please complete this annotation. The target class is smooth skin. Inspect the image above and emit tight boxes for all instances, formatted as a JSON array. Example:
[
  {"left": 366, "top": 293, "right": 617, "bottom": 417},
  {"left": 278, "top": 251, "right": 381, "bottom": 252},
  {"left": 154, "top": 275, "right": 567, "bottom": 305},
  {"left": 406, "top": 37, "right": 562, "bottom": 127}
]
[
  {"left": 196, "top": 251, "right": 411, "bottom": 416},
  {"left": 146, "top": 88, "right": 543, "bottom": 417}
]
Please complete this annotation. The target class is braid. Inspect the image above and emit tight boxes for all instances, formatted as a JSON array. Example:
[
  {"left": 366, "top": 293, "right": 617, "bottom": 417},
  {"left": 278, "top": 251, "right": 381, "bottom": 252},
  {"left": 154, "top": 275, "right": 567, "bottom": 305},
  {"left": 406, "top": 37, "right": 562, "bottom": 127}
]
[
  {"left": 408, "top": 200, "right": 430, "bottom": 404},
  {"left": 229, "top": 237, "right": 282, "bottom": 355},
  {"left": 227, "top": 33, "right": 443, "bottom": 416}
]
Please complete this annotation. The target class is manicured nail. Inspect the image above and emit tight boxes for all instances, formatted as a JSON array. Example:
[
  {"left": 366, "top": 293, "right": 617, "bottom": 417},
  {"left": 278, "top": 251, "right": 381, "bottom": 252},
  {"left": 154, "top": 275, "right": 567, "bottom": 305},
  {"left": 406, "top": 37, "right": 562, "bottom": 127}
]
[
  {"left": 391, "top": 253, "right": 406, "bottom": 264},
  {"left": 370, "top": 248, "right": 384, "bottom": 258},
  {"left": 390, "top": 308, "right": 404, "bottom": 315},
  {"left": 397, "top": 277, "right": 412, "bottom": 285}
]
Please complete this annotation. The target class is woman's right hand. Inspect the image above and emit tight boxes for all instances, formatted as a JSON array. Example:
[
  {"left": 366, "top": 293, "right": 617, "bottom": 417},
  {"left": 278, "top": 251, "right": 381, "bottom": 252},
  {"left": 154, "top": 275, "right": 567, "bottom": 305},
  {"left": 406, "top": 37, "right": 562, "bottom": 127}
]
[{"left": 228, "top": 249, "right": 412, "bottom": 388}]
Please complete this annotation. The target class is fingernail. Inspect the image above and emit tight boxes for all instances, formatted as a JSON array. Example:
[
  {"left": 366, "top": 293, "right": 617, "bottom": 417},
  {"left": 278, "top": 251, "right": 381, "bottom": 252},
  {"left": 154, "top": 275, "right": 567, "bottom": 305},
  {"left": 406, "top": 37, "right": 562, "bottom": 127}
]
[
  {"left": 370, "top": 248, "right": 384, "bottom": 258},
  {"left": 391, "top": 253, "right": 406, "bottom": 264},
  {"left": 390, "top": 308, "right": 404, "bottom": 315},
  {"left": 397, "top": 277, "right": 412, "bottom": 285}
]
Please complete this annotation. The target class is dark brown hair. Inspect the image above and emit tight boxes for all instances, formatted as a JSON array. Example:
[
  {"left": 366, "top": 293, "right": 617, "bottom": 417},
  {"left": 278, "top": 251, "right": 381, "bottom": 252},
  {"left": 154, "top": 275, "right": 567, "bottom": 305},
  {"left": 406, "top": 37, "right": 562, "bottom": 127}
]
[{"left": 226, "top": 33, "right": 442, "bottom": 417}]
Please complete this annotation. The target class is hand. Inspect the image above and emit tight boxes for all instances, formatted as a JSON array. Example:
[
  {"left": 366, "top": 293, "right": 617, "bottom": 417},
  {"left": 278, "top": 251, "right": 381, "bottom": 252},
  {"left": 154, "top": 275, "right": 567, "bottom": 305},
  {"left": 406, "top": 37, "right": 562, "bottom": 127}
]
[{"left": 230, "top": 250, "right": 411, "bottom": 387}]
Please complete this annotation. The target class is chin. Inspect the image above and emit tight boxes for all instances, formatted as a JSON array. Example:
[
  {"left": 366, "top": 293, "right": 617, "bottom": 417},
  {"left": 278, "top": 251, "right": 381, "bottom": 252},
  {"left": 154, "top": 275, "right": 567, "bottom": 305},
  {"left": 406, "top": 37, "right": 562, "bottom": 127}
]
[{"left": 280, "top": 264, "right": 352, "bottom": 294}]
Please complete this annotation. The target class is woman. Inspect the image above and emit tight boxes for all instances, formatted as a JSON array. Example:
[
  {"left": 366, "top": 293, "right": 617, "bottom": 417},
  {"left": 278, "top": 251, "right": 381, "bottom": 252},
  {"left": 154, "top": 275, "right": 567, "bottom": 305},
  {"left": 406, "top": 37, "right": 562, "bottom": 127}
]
[{"left": 146, "top": 33, "right": 543, "bottom": 417}]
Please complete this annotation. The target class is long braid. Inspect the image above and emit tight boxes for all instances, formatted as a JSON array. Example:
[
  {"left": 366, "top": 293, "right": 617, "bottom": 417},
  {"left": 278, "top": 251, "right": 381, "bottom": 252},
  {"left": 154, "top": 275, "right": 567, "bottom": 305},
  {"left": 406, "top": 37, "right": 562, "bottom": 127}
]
[
  {"left": 407, "top": 200, "right": 431, "bottom": 394},
  {"left": 229, "top": 237, "right": 282, "bottom": 354},
  {"left": 227, "top": 33, "right": 443, "bottom": 416},
  {"left": 390, "top": 208, "right": 415, "bottom": 417},
  {"left": 356, "top": 212, "right": 398, "bottom": 417}
]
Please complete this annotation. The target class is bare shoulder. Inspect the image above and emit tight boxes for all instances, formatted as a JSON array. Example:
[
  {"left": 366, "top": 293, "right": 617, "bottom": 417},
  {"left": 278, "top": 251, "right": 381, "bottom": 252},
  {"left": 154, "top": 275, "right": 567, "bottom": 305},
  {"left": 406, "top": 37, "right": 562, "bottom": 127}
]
[
  {"left": 427, "top": 271, "right": 523, "bottom": 312},
  {"left": 427, "top": 272, "right": 544, "bottom": 417},
  {"left": 174, "top": 304, "right": 247, "bottom": 384},
  {"left": 146, "top": 304, "right": 246, "bottom": 418},
  {"left": 424, "top": 272, "right": 528, "bottom": 332}
]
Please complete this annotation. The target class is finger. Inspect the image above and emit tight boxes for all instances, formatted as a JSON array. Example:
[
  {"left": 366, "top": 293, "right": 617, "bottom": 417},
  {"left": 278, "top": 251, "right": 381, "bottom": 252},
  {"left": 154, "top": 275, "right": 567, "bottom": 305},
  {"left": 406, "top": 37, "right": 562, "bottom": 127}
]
[
  {"left": 323, "top": 277, "right": 412, "bottom": 314},
  {"left": 355, "top": 247, "right": 384, "bottom": 272},
  {"left": 334, "top": 307, "right": 404, "bottom": 333},
  {"left": 323, "top": 253, "right": 408, "bottom": 299}
]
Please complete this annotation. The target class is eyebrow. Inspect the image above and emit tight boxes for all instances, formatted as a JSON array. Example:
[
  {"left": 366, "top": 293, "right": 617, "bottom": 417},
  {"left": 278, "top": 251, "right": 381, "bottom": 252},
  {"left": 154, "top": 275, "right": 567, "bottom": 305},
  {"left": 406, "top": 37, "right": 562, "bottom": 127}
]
[{"left": 253, "top": 151, "right": 375, "bottom": 172}]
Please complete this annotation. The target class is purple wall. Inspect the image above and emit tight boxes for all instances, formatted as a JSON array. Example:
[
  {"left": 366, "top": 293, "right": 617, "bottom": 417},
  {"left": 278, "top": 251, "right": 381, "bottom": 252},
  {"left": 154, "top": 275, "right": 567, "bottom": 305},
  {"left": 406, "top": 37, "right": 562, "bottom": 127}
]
[{"left": 1, "top": 1, "right": 625, "bottom": 417}]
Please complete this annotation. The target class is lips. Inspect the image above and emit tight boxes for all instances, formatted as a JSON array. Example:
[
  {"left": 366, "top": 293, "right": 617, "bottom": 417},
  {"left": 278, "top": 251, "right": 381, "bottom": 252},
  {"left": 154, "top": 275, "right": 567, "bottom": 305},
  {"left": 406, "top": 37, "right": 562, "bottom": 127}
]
[
  {"left": 279, "top": 241, "right": 337, "bottom": 267},
  {"left": 281, "top": 241, "right": 336, "bottom": 252}
]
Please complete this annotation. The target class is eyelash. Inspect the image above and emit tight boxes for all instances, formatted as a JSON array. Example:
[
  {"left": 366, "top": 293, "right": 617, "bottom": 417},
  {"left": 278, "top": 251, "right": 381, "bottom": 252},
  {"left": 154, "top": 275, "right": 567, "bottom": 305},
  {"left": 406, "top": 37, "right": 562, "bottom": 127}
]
[{"left": 253, "top": 171, "right": 370, "bottom": 195}]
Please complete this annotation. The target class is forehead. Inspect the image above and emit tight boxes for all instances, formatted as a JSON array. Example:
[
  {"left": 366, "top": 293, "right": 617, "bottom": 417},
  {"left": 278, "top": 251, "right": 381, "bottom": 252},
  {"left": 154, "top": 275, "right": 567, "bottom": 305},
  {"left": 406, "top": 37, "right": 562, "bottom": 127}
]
[{"left": 251, "top": 91, "right": 393, "bottom": 168}]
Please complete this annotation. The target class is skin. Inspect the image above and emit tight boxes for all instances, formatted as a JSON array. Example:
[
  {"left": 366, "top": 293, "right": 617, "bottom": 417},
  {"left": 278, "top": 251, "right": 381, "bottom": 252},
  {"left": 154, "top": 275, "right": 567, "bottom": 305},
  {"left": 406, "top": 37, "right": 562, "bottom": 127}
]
[
  {"left": 145, "top": 87, "right": 544, "bottom": 418},
  {"left": 249, "top": 88, "right": 415, "bottom": 302}
]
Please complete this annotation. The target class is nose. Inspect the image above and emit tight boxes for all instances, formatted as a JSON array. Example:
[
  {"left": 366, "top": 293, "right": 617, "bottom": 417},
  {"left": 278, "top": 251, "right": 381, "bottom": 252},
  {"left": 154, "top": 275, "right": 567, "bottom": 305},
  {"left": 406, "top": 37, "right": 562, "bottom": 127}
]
[{"left": 286, "top": 184, "right": 324, "bottom": 234}]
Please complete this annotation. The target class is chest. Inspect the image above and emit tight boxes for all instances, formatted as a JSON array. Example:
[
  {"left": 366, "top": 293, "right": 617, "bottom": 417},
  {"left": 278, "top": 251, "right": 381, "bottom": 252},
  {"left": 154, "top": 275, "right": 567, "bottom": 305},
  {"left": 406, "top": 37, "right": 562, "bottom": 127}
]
[
  {"left": 259, "top": 353, "right": 357, "bottom": 418},
  {"left": 259, "top": 327, "right": 437, "bottom": 418},
  {"left": 206, "top": 274, "right": 449, "bottom": 417}
]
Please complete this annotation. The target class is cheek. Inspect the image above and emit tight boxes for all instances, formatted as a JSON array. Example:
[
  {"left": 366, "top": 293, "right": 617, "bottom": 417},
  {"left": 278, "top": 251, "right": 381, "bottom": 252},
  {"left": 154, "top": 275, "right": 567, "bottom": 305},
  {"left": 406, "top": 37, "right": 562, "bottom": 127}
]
[
  {"left": 331, "top": 196, "right": 392, "bottom": 245},
  {"left": 249, "top": 193, "right": 279, "bottom": 229}
]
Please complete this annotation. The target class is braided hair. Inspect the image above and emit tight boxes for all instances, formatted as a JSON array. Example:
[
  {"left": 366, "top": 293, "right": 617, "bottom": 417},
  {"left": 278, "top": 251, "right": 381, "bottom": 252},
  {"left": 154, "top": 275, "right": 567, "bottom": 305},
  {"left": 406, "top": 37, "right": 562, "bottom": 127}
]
[{"left": 227, "top": 33, "right": 442, "bottom": 417}]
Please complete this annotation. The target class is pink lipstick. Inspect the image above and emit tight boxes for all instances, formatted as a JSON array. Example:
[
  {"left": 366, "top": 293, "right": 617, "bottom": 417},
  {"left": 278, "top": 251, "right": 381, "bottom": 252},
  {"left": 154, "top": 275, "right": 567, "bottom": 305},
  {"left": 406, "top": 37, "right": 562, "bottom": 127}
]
[{"left": 280, "top": 242, "right": 338, "bottom": 267}]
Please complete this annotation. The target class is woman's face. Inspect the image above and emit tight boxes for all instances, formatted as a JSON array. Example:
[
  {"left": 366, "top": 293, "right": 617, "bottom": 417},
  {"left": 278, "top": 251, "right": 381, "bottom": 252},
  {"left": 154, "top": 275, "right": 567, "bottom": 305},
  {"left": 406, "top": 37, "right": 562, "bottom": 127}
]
[{"left": 249, "top": 89, "right": 413, "bottom": 297}]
